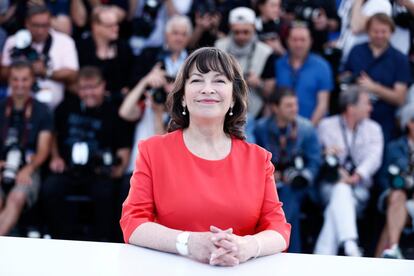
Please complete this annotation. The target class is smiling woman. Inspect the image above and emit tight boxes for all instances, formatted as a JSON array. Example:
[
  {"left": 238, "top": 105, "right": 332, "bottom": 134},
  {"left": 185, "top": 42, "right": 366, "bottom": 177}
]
[{"left": 120, "top": 47, "right": 291, "bottom": 267}]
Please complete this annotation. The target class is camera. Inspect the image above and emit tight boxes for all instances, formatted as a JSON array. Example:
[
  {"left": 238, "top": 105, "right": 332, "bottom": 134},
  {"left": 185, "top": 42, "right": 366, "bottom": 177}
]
[
  {"left": 284, "top": 1, "right": 321, "bottom": 22},
  {"left": 70, "top": 142, "right": 121, "bottom": 176},
  {"left": 132, "top": 0, "right": 163, "bottom": 38},
  {"left": 276, "top": 155, "right": 310, "bottom": 187},
  {"left": 1, "top": 127, "right": 24, "bottom": 190},
  {"left": 387, "top": 164, "right": 414, "bottom": 191},
  {"left": 319, "top": 153, "right": 340, "bottom": 182},
  {"left": 149, "top": 75, "right": 174, "bottom": 104},
  {"left": 10, "top": 29, "right": 40, "bottom": 63},
  {"left": 294, "top": 6, "right": 321, "bottom": 21}
]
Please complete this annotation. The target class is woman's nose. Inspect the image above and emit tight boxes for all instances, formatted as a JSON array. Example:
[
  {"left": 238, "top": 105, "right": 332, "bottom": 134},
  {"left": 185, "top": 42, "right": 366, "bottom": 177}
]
[{"left": 200, "top": 81, "right": 215, "bottom": 94}]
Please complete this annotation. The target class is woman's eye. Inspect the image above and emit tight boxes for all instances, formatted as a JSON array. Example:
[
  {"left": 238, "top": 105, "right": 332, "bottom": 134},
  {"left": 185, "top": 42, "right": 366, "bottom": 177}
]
[
  {"left": 215, "top": 79, "right": 226, "bottom": 83},
  {"left": 190, "top": 79, "right": 201, "bottom": 83}
]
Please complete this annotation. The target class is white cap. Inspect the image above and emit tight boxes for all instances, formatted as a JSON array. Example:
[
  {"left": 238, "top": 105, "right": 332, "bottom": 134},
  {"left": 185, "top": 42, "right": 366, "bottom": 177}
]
[{"left": 229, "top": 7, "right": 255, "bottom": 25}]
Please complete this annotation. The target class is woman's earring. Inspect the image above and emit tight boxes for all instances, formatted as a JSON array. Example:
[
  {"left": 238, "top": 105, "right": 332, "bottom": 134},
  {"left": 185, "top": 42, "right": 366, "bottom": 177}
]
[
  {"left": 229, "top": 107, "right": 233, "bottom": 116},
  {"left": 182, "top": 106, "right": 187, "bottom": 115}
]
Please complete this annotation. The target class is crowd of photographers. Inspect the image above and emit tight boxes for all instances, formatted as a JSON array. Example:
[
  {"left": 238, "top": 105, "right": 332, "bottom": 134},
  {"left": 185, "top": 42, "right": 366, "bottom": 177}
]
[{"left": 0, "top": 0, "right": 413, "bottom": 260}]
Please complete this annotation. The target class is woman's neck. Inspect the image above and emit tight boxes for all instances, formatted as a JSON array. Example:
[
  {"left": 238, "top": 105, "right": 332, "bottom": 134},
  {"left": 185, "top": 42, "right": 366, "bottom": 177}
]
[{"left": 183, "top": 120, "right": 231, "bottom": 160}]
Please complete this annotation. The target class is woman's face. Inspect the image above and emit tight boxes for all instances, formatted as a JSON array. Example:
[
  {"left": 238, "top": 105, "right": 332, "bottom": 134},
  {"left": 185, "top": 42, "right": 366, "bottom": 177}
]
[{"left": 183, "top": 67, "right": 234, "bottom": 122}]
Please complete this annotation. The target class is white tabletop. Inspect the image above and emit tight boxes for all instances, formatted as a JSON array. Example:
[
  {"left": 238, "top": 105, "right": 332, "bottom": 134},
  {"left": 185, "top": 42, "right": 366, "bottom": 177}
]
[{"left": 0, "top": 236, "right": 413, "bottom": 276}]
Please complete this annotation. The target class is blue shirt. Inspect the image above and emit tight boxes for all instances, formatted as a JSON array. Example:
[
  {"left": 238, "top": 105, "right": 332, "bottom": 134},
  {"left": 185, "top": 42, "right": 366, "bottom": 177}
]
[
  {"left": 344, "top": 42, "right": 412, "bottom": 142},
  {"left": 275, "top": 53, "right": 333, "bottom": 119},
  {"left": 254, "top": 115, "right": 322, "bottom": 183}
]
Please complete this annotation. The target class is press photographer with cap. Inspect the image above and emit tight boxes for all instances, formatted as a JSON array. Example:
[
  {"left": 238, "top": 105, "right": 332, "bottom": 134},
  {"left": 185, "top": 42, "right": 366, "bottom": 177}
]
[
  {"left": 215, "top": 7, "right": 277, "bottom": 118},
  {"left": 375, "top": 103, "right": 414, "bottom": 259}
]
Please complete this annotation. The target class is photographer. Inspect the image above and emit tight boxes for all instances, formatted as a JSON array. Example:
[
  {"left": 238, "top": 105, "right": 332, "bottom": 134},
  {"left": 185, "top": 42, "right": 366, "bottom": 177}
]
[
  {"left": 282, "top": 0, "right": 340, "bottom": 54},
  {"left": 1, "top": 4, "right": 79, "bottom": 110},
  {"left": 342, "top": 13, "right": 412, "bottom": 143},
  {"left": 215, "top": 7, "right": 277, "bottom": 118},
  {"left": 76, "top": 5, "right": 134, "bottom": 105},
  {"left": 41, "top": 66, "right": 130, "bottom": 241},
  {"left": 254, "top": 88, "right": 321, "bottom": 253},
  {"left": 275, "top": 22, "right": 333, "bottom": 125},
  {"left": 128, "top": 0, "right": 192, "bottom": 56},
  {"left": 118, "top": 63, "right": 170, "bottom": 206},
  {"left": 132, "top": 14, "right": 192, "bottom": 85},
  {"left": 314, "top": 85, "right": 383, "bottom": 257},
  {"left": 188, "top": 0, "right": 222, "bottom": 50},
  {"left": 0, "top": 61, "right": 53, "bottom": 236},
  {"left": 375, "top": 103, "right": 414, "bottom": 259}
]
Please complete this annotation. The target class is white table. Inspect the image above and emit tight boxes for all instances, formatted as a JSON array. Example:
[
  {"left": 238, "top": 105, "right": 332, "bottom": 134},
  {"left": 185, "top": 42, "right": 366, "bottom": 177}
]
[{"left": 0, "top": 236, "right": 413, "bottom": 276}]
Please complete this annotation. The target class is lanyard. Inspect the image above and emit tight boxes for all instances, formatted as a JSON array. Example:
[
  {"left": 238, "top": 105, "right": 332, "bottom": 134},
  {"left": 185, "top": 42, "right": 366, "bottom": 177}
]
[
  {"left": 269, "top": 119, "right": 298, "bottom": 164},
  {"left": 339, "top": 116, "right": 358, "bottom": 163}
]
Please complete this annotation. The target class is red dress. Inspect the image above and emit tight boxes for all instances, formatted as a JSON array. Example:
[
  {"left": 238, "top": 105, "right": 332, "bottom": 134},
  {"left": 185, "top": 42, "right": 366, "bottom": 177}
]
[{"left": 120, "top": 130, "right": 291, "bottom": 246}]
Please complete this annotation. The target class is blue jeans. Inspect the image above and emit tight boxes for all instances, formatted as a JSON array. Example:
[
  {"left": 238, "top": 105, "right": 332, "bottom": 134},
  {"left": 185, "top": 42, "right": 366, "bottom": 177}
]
[{"left": 278, "top": 184, "right": 309, "bottom": 253}]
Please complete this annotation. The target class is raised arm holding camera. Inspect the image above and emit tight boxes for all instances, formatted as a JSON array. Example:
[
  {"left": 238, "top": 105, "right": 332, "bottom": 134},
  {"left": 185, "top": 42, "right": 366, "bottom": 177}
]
[
  {"left": 314, "top": 85, "right": 383, "bottom": 257},
  {"left": 254, "top": 88, "right": 321, "bottom": 253},
  {"left": 0, "top": 61, "right": 52, "bottom": 236}
]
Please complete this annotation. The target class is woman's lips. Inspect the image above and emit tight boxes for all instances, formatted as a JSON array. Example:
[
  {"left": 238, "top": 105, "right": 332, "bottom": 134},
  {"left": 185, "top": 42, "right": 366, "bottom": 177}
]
[{"left": 197, "top": 99, "right": 220, "bottom": 104}]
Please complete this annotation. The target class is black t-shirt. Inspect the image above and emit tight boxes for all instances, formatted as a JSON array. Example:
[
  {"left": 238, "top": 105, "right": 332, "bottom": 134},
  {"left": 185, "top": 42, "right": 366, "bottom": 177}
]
[
  {"left": 0, "top": 97, "right": 53, "bottom": 156},
  {"left": 76, "top": 34, "right": 134, "bottom": 95},
  {"left": 261, "top": 54, "right": 277, "bottom": 79},
  {"left": 54, "top": 96, "right": 130, "bottom": 164}
]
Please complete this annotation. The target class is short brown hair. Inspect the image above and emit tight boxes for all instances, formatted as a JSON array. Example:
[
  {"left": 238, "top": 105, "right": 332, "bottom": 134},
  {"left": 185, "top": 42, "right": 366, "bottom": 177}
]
[
  {"left": 26, "top": 5, "right": 51, "bottom": 19},
  {"left": 78, "top": 66, "right": 104, "bottom": 83},
  {"left": 366, "top": 13, "right": 395, "bottom": 32},
  {"left": 167, "top": 47, "right": 248, "bottom": 140}
]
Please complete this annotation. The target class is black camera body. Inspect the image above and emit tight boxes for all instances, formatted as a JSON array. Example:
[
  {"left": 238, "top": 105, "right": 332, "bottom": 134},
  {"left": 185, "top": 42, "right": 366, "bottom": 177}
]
[
  {"left": 388, "top": 164, "right": 414, "bottom": 191},
  {"left": 70, "top": 142, "right": 120, "bottom": 177},
  {"left": 276, "top": 155, "right": 310, "bottom": 188},
  {"left": 1, "top": 126, "right": 25, "bottom": 191},
  {"left": 284, "top": 0, "right": 321, "bottom": 22},
  {"left": 319, "top": 153, "right": 340, "bottom": 182},
  {"left": 319, "top": 154, "right": 356, "bottom": 183}
]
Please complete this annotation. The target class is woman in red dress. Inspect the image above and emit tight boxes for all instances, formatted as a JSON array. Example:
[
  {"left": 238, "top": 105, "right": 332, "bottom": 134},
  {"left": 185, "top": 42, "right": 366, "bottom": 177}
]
[{"left": 120, "top": 47, "right": 290, "bottom": 266}]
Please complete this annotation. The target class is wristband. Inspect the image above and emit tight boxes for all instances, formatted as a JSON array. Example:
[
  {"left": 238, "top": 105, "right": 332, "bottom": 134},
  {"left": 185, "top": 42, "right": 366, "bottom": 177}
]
[{"left": 176, "top": 231, "right": 190, "bottom": 256}]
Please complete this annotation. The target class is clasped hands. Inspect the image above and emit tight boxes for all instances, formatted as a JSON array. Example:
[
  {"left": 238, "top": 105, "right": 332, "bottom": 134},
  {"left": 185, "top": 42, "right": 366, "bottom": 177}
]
[{"left": 187, "top": 226, "right": 259, "bottom": 266}]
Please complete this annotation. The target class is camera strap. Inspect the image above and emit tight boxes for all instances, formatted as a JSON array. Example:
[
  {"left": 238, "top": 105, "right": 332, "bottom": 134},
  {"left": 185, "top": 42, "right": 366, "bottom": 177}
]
[
  {"left": 40, "top": 34, "right": 52, "bottom": 62},
  {"left": 269, "top": 119, "right": 298, "bottom": 164},
  {"left": 2, "top": 97, "right": 33, "bottom": 149},
  {"left": 339, "top": 116, "right": 358, "bottom": 168}
]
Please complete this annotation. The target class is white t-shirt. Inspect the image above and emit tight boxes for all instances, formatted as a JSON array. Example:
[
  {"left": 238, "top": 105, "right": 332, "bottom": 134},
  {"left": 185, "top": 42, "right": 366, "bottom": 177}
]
[
  {"left": 337, "top": 0, "right": 392, "bottom": 62},
  {"left": 127, "top": 100, "right": 168, "bottom": 173},
  {"left": 390, "top": 0, "right": 414, "bottom": 55},
  {"left": 2, "top": 29, "right": 79, "bottom": 109}
]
